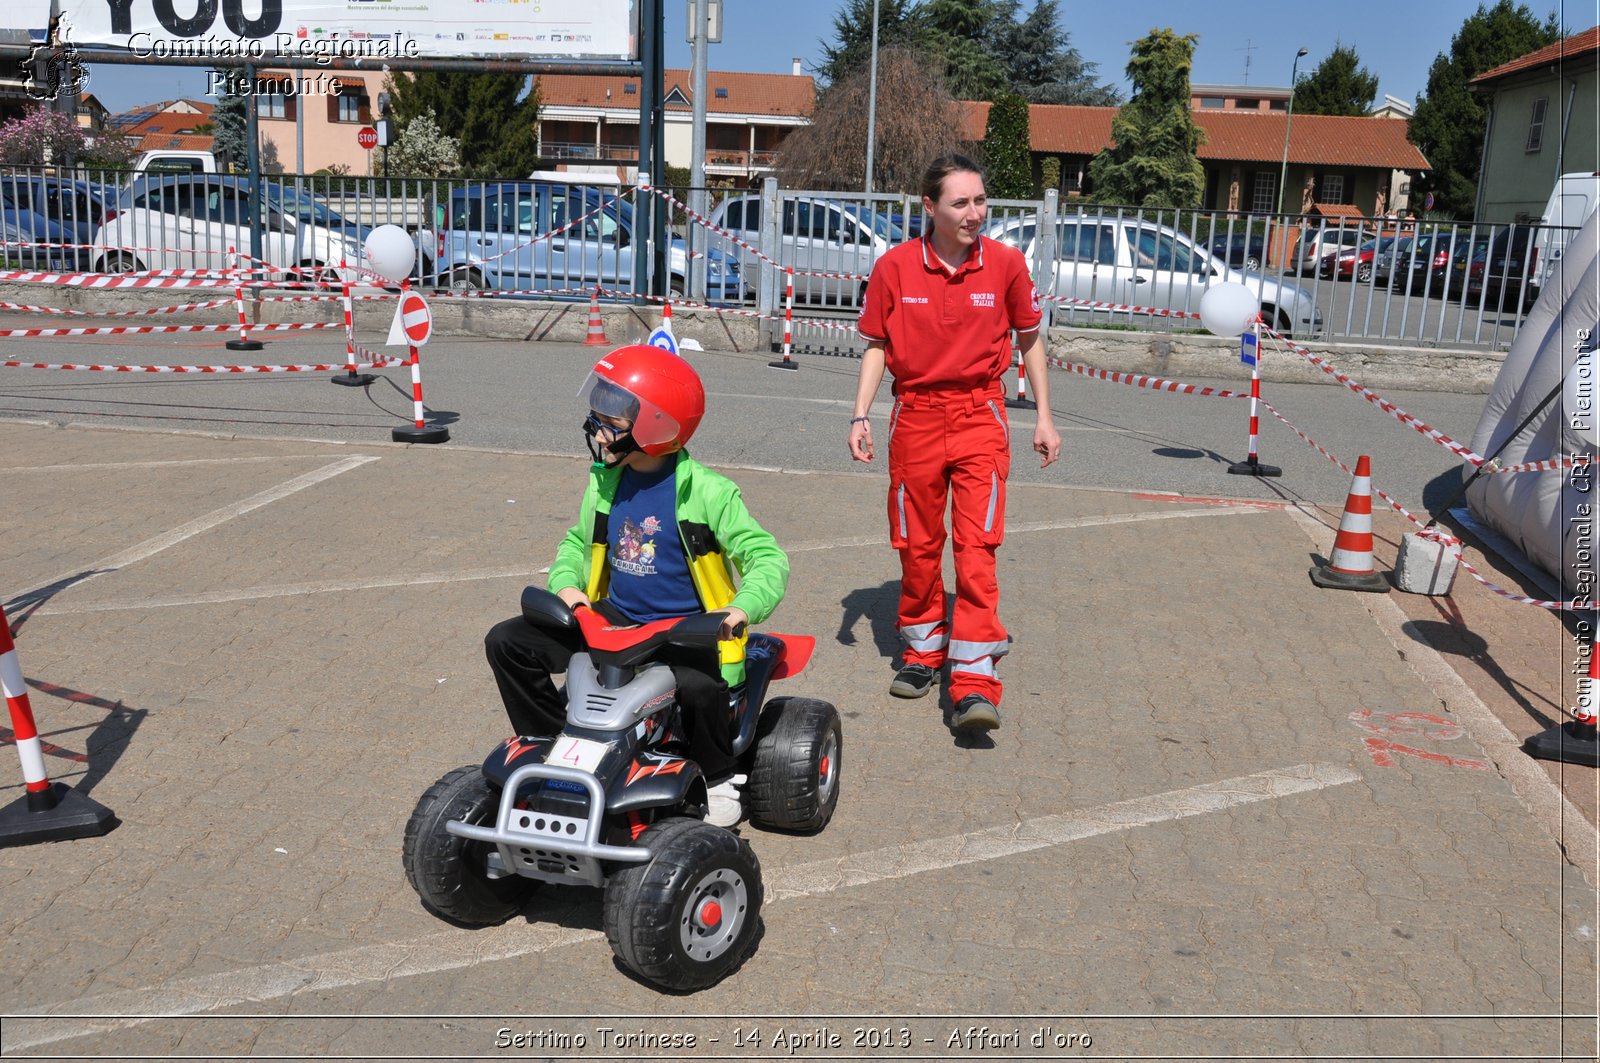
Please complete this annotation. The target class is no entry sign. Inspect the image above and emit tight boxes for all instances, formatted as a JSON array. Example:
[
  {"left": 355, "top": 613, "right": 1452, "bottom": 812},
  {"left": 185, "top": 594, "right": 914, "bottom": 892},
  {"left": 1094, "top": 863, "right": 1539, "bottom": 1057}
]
[{"left": 387, "top": 291, "right": 432, "bottom": 347}]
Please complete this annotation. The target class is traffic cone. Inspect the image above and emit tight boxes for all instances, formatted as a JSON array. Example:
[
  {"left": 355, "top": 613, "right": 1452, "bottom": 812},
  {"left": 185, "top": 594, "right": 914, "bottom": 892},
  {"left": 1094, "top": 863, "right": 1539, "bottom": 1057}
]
[
  {"left": 584, "top": 286, "right": 609, "bottom": 346},
  {"left": 1309, "top": 455, "right": 1390, "bottom": 592}
]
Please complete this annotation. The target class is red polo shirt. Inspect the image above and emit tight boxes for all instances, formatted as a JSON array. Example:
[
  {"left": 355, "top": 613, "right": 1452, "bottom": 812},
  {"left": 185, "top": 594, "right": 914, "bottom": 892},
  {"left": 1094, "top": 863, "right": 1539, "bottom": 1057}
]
[{"left": 858, "top": 234, "right": 1041, "bottom": 394}]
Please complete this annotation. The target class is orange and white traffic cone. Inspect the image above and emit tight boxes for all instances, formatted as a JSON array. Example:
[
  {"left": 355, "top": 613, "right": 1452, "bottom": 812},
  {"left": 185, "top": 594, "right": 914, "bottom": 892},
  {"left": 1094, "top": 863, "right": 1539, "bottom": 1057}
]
[
  {"left": 584, "top": 286, "right": 609, "bottom": 346},
  {"left": 1309, "top": 454, "right": 1390, "bottom": 592}
]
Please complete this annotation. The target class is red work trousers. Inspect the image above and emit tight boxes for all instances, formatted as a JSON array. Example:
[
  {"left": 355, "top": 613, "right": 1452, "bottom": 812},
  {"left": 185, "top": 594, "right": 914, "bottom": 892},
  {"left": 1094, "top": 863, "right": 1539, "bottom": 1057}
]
[{"left": 886, "top": 382, "right": 1012, "bottom": 705}]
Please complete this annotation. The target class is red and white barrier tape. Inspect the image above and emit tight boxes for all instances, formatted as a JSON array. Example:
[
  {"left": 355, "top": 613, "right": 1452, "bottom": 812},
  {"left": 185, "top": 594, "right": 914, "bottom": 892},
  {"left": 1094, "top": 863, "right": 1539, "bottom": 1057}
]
[
  {"left": 0, "top": 298, "right": 236, "bottom": 317},
  {"left": 0, "top": 320, "right": 339, "bottom": 339},
  {"left": 1046, "top": 355, "right": 1249, "bottom": 398},
  {"left": 1, "top": 352, "right": 407, "bottom": 374},
  {"left": 0, "top": 269, "right": 236, "bottom": 289}
]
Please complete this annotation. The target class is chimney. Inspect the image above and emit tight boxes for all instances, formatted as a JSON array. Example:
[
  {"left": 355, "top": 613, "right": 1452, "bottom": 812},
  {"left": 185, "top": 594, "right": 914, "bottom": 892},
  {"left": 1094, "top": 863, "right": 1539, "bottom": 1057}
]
[{"left": 792, "top": 58, "right": 802, "bottom": 77}]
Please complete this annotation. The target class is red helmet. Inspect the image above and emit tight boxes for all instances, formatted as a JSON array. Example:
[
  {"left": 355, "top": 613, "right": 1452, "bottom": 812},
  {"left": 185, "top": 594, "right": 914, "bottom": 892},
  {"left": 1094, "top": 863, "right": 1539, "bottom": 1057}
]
[{"left": 580, "top": 344, "right": 705, "bottom": 456}]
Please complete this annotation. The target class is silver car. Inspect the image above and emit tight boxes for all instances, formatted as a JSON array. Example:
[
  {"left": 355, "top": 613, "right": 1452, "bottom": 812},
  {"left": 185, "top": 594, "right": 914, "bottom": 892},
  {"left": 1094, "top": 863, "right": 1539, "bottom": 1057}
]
[{"left": 984, "top": 213, "right": 1323, "bottom": 338}]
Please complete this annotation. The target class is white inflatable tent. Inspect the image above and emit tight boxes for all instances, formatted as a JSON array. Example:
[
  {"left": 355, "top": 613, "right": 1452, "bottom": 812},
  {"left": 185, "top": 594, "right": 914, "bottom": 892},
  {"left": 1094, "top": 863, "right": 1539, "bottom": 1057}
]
[{"left": 1466, "top": 209, "right": 1600, "bottom": 600}]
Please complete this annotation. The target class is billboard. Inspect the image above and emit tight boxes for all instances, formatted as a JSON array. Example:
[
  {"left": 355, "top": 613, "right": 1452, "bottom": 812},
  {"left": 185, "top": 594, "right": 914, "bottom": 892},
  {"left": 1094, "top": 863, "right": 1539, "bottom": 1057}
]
[{"left": 50, "top": 0, "right": 639, "bottom": 63}]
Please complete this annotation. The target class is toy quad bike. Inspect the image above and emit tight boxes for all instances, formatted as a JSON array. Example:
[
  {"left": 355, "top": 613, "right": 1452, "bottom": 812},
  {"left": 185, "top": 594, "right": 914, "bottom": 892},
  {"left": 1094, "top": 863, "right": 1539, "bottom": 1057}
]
[{"left": 402, "top": 587, "right": 842, "bottom": 990}]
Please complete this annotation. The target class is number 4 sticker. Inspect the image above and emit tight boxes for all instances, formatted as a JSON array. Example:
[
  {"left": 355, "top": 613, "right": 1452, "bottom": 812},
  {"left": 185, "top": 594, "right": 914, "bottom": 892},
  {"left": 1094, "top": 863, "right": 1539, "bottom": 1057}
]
[{"left": 546, "top": 736, "right": 606, "bottom": 774}]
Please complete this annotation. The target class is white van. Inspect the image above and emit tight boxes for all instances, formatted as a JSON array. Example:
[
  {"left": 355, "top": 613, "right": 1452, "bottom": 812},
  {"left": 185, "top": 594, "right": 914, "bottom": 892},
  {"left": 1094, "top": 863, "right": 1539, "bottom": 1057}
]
[{"left": 1532, "top": 171, "right": 1600, "bottom": 295}]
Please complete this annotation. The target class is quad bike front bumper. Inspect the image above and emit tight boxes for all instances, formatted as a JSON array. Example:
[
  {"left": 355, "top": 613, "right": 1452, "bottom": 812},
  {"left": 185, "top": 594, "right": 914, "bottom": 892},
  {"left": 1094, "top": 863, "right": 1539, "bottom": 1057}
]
[{"left": 446, "top": 763, "right": 649, "bottom": 888}]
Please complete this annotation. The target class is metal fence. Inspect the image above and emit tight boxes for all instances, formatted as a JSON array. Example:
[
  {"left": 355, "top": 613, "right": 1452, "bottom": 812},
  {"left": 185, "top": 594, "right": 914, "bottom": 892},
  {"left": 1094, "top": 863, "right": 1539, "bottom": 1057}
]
[{"left": 0, "top": 163, "right": 1572, "bottom": 353}]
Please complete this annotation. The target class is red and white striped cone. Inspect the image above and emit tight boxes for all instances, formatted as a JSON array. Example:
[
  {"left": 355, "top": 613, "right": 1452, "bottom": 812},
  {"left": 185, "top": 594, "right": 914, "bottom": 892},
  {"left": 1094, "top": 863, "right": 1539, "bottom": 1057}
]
[
  {"left": 1004, "top": 330, "right": 1035, "bottom": 410},
  {"left": 391, "top": 280, "right": 449, "bottom": 445},
  {"left": 332, "top": 256, "right": 375, "bottom": 387},
  {"left": 224, "top": 246, "right": 262, "bottom": 352},
  {"left": 769, "top": 267, "right": 798, "bottom": 370},
  {"left": 583, "top": 286, "right": 609, "bottom": 346},
  {"left": 1227, "top": 318, "right": 1280, "bottom": 477},
  {"left": 1309, "top": 454, "right": 1390, "bottom": 593},
  {"left": 1525, "top": 616, "right": 1600, "bottom": 765},
  {"left": 0, "top": 603, "right": 116, "bottom": 847}
]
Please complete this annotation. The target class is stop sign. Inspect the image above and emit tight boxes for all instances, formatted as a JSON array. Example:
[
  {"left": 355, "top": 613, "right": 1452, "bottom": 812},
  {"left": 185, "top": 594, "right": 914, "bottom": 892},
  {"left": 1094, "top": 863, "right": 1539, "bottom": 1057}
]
[{"left": 357, "top": 125, "right": 378, "bottom": 151}]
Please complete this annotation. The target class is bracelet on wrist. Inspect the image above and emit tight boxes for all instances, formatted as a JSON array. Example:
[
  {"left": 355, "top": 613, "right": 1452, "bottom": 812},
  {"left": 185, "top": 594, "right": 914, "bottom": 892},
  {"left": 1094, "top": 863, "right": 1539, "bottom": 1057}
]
[{"left": 849, "top": 416, "right": 870, "bottom": 425}]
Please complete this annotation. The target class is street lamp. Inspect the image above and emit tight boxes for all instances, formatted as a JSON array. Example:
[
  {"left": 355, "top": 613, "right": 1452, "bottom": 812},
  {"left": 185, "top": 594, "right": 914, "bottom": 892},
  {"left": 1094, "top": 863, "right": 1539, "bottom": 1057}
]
[
  {"left": 1275, "top": 47, "right": 1309, "bottom": 219},
  {"left": 864, "top": 0, "right": 881, "bottom": 194}
]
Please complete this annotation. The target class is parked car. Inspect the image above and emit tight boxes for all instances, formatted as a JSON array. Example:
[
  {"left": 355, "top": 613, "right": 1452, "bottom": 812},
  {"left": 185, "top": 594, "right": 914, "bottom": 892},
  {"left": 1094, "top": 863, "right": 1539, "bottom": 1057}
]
[
  {"left": 435, "top": 181, "right": 743, "bottom": 301},
  {"left": 1293, "top": 224, "right": 1374, "bottom": 274},
  {"left": 1318, "top": 235, "right": 1396, "bottom": 282},
  {"left": 1374, "top": 231, "right": 1461, "bottom": 294},
  {"left": 982, "top": 213, "right": 1323, "bottom": 337},
  {"left": 0, "top": 208, "right": 68, "bottom": 270},
  {"left": 0, "top": 174, "right": 113, "bottom": 269},
  {"left": 1466, "top": 223, "right": 1538, "bottom": 310},
  {"left": 1205, "top": 230, "right": 1266, "bottom": 270},
  {"left": 91, "top": 174, "right": 371, "bottom": 282},
  {"left": 1443, "top": 232, "right": 1495, "bottom": 298},
  {"left": 707, "top": 194, "right": 901, "bottom": 303}
]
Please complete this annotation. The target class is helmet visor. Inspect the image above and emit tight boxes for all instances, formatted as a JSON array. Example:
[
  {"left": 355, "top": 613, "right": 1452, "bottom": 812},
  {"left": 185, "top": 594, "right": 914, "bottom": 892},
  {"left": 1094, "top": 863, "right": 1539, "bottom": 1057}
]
[{"left": 578, "top": 371, "right": 681, "bottom": 450}]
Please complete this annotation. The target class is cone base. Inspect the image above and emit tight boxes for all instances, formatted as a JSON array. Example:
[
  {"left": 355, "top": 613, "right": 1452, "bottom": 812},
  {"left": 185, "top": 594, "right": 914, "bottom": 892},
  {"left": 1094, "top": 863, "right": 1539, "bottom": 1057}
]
[
  {"left": 1309, "top": 563, "right": 1390, "bottom": 592},
  {"left": 225, "top": 339, "right": 264, "bottom": 351},
  {"left": 0, "top": 784, "right": 117, "bottom": 848},
  {"left": 332, "top": 373, "right": 377, "bottom": 387},
  {"left": 392, "top": 424, "right": 450, "bottom": 445},
  {"left": 768, "top": 359, "right": 798, "bottom": 371},
  {"left": 584, "top": 335, "right": 609, "bottom": 346},
  {"left": 1228, "top": 458, "right": 1282, "bottom": 477},
  {"left": 1005, "top": 397, "right": 1037, "bottom": 410},
  {"left": 1523, "top": 719, "right": 1600, "bottom": 767}
]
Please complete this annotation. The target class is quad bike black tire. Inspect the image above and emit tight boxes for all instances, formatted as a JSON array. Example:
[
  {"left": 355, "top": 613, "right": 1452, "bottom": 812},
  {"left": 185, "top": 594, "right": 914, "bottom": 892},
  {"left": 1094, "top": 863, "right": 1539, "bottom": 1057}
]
[
  {"left": 748, "top": 696, "right": 842, "bottom": 833},
  {"left": 403, "top": 765, "right": 535, "bottom": 926},
  {"left": 602, "top": 817, "right": 762, "bottom": 991}
]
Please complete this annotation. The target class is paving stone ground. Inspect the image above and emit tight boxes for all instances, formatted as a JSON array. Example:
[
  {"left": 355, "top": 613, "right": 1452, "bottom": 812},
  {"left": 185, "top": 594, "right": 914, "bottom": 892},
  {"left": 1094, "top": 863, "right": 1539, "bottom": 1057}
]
[{"left": 0, "top": 415, "right": 1594, "bottom": 1062}]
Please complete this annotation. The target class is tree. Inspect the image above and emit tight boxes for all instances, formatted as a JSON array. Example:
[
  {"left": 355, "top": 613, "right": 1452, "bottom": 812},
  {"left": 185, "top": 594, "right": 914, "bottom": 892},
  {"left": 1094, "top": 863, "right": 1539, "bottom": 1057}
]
[
  {"left": 0, "top": 106, "right": 132, "bottom": 168},
  {"left": 208, "top": 72, "right": 248, "bottom": 171},
  {"left": 918, "top": 0, "right": 1009, "bottom": 100},
  {"left": 1087, "top": 28, "right": 1205, "bottom": 208},
  {"left": 386, "top": 72, "right": 540, "bottom": 178},
  {"left": 984, "top": 92, "right": 1033, "bottom": 198},
  {"left": 1410, "top": 1, "right": 1561, "bottom": 219},
  {"left": 990, "top": 0, "right": 1121, "bottom": 105},
  {"left": 1293, "top": 45, "right": 1380, "bottom": 117},
  {"left": 816, "top": 0, "right": 921, "bottom": 85},
  {"left": 386, "top": 109, "right": 462, "bottom": 178},
  {"left": 776, "top": 46, "right": 968, "bottom": 193}
]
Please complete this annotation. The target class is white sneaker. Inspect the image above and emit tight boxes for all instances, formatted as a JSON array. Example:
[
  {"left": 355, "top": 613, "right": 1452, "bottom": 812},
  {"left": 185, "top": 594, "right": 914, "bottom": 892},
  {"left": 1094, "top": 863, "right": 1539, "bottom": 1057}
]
[{"left": 705, "top": 774, "right": 747, "bottom": 828}]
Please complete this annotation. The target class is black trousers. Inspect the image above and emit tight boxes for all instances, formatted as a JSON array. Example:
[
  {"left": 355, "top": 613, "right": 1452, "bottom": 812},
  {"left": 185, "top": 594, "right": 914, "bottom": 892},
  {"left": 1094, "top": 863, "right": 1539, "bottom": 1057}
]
[{"left": 483, "top": 605, "right": 737, "bottom": 781}]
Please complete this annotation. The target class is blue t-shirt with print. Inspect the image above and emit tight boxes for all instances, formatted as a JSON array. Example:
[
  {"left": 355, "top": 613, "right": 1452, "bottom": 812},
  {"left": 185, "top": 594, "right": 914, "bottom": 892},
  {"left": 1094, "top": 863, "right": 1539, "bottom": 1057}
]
[{"left": 604, "top": 456, "right": 701, "bottom": 623}]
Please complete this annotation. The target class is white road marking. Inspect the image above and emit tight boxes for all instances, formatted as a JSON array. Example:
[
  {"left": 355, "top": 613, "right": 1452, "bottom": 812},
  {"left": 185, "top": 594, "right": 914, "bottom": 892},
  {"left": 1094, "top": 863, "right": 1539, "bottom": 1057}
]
[
  {"left": 786, "top": 505, "right": 1263, "bottom": 553},
  {"left": 8, "top": 457, "right": 379, "bottom": 608},
  {"left": 4, "top": 762, "right": 1358, "bottom": 1049}
]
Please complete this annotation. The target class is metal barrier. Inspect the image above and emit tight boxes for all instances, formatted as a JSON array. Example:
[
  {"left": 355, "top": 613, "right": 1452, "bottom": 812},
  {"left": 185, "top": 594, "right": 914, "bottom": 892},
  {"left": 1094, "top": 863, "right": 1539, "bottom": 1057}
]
[{"left": 0, "top": 164, "right": 1568, "bottom": 353}]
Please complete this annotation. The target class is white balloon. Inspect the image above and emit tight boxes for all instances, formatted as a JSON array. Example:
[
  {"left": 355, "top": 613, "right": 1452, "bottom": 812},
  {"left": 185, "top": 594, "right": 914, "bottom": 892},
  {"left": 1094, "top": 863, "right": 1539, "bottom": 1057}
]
[
  {"left": 363, "top": 224, "right": 415, "bottom": 284},
  {"left": 1563, "top": 345, "right": 1599, "bottom": 451},
  {"left": 1198, "top": 282, "right": 1260, "bottom": 338}
]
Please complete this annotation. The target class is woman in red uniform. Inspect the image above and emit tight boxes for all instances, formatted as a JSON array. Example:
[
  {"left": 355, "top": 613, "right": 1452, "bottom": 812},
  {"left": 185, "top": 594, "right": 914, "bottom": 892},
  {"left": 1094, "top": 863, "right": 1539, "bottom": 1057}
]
[{"left": 848, "top": 154, "right": 1061, "bottom": 732}]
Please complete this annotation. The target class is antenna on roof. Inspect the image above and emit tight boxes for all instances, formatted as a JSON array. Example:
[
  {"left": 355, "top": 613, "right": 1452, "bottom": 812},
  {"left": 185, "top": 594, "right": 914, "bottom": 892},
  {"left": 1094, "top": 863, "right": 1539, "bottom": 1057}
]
[{"left": 1237, "top": 38, "right": 1255, "bottom": 84}]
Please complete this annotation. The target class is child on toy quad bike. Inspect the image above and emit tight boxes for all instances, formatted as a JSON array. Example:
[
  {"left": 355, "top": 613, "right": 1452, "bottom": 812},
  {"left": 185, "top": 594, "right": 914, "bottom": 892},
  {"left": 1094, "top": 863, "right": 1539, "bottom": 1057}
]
[{"left": 484, "top": 343, "right": 790, "bottom": 828}]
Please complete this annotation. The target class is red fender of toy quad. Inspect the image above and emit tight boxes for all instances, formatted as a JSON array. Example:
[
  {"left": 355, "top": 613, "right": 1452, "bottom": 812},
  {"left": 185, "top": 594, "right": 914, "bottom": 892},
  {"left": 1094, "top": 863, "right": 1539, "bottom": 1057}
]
[{"left": 767, "top": 633, "right": 815, "bottom": 679}]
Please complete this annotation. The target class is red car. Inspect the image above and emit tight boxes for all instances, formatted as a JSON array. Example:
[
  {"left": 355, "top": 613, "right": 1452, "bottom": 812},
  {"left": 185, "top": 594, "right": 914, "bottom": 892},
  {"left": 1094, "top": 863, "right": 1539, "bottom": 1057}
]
[{"left": 1318, "top": 236, "right": 1396, "bottom": 281}]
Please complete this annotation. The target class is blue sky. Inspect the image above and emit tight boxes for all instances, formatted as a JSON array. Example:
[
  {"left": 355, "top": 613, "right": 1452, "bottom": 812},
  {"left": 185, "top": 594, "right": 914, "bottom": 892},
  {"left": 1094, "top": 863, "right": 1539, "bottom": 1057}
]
[{"left": 74, "top": 1, "right": 1585, "bottom": 115}]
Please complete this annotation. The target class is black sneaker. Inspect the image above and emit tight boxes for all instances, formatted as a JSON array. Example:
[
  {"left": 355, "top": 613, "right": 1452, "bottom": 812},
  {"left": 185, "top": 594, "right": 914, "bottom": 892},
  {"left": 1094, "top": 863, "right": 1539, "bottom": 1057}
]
[
  {"left": 952, "top": 693, "right": 1001, "bottom": 731},
  {"left": 890, "top": 662, "right": 937, "bottom": 698}
]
